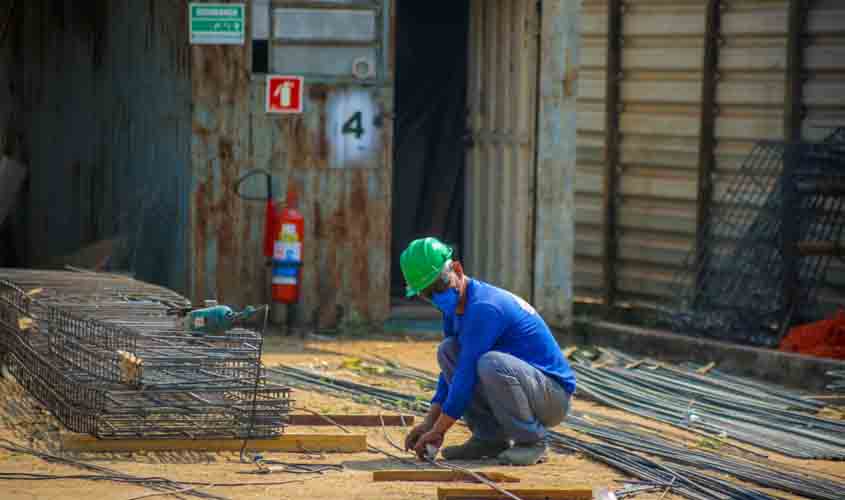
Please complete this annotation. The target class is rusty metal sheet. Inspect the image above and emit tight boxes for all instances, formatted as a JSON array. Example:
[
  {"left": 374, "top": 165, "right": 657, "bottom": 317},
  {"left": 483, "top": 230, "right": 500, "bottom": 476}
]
[
  {"left": 1, "top": 0, "right": 191, "bottom": 290},
  {"left": 190, "top": 1, "right": 393, "bottom": 328}
]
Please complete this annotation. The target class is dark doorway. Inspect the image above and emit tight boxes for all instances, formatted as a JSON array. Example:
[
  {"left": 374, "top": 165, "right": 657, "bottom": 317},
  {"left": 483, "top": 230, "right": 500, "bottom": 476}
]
[{"left": 391, "top": 0, "right": 470, "bottom": 297}]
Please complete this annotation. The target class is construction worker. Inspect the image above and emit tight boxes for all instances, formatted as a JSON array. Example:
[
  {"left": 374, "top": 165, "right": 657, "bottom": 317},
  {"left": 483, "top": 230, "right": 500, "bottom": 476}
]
[{"left": 401, "top": 237, "right": 576, "bottom": 466}]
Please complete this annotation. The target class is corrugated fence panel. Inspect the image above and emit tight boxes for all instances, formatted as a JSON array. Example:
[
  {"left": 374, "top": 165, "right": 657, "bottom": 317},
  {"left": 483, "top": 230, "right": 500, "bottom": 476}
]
[
  {"left": 1, "top": 1, "right": 191, "bottom": 291},
  {"left": 575, "top": 0, "right": 607, "bottom": 302},
  {"left": 614, "top": 0, "right": 705, "bottom": 307},
  {"left": 575, "top": 0, "right": 845, "bottom": 313},
  {"left": 804, "top": 0, "right": 845, "bottom": 314},
  {"left": 713, "top": 0, "right": 788, "bottom": 200},
  {"left": 465, "top": 0, "right": 538, "bottom": 301}
]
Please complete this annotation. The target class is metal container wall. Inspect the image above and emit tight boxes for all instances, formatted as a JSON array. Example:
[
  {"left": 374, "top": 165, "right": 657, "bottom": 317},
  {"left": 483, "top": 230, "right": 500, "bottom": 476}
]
[
  {"left": 0, "top": 1, "right": 191, "bottom": 291},
  {"left": 464, "top": 0, "right": 540, "bottom": 302},
  {"left": 190, "top": 1, "right": 394, "bottom": 328},
  {"left": 533, "top": 0, "right": 580, "bottom": 328},
  {"left": 575, "top": 0, "right": 845, "bottom": 311}
]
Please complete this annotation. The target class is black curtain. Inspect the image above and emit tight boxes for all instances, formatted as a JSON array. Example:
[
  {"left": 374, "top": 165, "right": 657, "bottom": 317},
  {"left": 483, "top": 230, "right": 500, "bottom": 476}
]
[{"left": 391, "top": 0, "right": 470, "bottom": 296}]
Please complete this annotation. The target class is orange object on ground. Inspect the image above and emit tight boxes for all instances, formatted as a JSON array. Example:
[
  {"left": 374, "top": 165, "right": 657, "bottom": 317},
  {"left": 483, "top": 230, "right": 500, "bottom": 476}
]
[{"left": 780, "top": 310, "right": 845, "bottom": 360}]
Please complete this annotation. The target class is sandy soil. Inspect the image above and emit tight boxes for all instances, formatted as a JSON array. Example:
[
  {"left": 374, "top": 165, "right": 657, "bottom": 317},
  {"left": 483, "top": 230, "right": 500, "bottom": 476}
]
[{"left": 0, "top": 333, "right": 842, "bottom": 500}]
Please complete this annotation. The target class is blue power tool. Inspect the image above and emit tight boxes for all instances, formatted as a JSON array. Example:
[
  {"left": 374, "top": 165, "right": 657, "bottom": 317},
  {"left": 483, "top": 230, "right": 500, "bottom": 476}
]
[{"left": 171, "top": 304, "right": 261, "bottom": 335}]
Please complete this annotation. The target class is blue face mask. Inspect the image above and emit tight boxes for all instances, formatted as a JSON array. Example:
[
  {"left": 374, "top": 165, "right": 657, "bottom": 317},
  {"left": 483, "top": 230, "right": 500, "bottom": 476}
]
[{"left": 431, "top": 287, "right": 460, "bottom": 315}]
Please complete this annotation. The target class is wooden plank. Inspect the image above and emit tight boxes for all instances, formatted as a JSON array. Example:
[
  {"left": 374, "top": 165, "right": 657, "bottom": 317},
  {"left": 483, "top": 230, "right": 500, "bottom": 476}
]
[
  {"left": 372, "top": 469, "right": 519, "bottom": 483},
  {"left": 288, "top": 414, "right": 414, "bottom": 426},
  {"left": 602, "top": 0, "right": 622, "bottom": 310},
  {"left": 438, "top": 486, "right": 593, "bottom": 500},
  {"left": 62, "top": 434, "right": 367, "bottom": 453},
  {"left": 696, "top": 0, "right": 722, "bottom": 287},
  {"left": 784, "top": 0, "right": 806, "bottom": 142}
]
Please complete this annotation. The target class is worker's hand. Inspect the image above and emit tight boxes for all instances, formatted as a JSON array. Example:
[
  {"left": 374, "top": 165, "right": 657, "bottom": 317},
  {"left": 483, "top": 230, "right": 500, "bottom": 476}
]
[
  {"left": 404, "top": 423, "right": 430, "bottom": 452},
  {"left": 414, "top": 430, "right": 444, "bottom": 460}
]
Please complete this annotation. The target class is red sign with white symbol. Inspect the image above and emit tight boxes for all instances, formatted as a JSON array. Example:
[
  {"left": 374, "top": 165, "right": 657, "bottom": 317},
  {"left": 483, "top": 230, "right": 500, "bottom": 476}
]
[{"left": 266, "top": 75, "right": 304, "bottom": 114}]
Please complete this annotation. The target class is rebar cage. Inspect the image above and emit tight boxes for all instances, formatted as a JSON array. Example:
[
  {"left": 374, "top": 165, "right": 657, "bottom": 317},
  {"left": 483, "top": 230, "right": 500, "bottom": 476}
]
[
  {"left": 668, "top": 129, "right": 845, "bottom": 346},
  {"left": 0, "top": 269, "right": 292, "bottom": 439}
]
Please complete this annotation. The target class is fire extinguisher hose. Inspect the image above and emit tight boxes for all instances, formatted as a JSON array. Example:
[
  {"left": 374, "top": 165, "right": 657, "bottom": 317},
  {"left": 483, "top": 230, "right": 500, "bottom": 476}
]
[{"left": 234, "top": 168, "right": 273, "bottom": 202}]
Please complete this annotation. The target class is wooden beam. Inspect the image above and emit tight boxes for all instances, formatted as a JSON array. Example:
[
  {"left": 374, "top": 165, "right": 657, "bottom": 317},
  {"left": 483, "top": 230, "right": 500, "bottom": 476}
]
[
  {"left": 373, "top": 469, "right": 519, "bottom": 483},
  {"left": 695, "top": 0, "right": 722, "bottom": 282},
  {"left": 602, "top": 0, "right": 623, "bottom": 310},
  {"left": 288, "top": 414, "right": 414, "bottom": 426},
  {"left": 437, "top": 486, "right": 593, "bottom": 500},
  {"left": 784, "top": 0, "right": 807, "bottom": 142},
  {"left": 62, "top": 434, "right": 367, "bottom": 453}
]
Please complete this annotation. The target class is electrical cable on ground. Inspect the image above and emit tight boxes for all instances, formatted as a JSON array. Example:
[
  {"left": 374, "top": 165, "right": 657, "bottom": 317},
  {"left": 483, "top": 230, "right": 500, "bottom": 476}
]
[{"left": 0, "top": 439, "right": 321, "bottom": 498}]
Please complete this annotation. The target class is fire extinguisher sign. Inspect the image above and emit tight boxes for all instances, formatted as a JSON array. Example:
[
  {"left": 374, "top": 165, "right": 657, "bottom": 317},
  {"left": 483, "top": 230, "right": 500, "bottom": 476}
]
[{"left": 266, "top": 75, "right": 304, "bottom": 114}]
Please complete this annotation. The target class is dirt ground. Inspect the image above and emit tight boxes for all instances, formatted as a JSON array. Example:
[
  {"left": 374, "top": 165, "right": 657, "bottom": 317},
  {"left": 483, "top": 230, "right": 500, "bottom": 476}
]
[{"left": 1, "top": 333, "right": 844, "bottom": 500}]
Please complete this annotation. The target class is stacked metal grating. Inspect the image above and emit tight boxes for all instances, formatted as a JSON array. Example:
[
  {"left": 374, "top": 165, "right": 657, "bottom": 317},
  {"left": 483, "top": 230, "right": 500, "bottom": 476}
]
[
  {"left": 669, "top": 129, "right": 845, "bottom": 346},
  {"left": 0, "top": 269, "right": 292, "bottom": 439}
]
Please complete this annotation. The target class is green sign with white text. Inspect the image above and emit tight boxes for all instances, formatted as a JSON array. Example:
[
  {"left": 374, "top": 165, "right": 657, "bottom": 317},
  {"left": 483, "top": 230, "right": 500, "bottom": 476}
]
[{"left": 189, "top": 3, "right": 244, "bottom": 45}]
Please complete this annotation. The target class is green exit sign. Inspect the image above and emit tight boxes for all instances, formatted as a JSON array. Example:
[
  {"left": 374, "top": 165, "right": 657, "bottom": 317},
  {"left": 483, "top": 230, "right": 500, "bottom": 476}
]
[{"left": 190, "top": 3, "right": 245, "bottom": 45}]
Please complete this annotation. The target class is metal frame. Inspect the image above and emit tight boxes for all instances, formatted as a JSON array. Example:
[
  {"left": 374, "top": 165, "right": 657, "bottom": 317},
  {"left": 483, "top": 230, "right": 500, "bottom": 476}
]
[
  {"left": 264, "top": 0, "right": 390, "bottom": 85},
  {"left": 602, "top": 0, "right": 622, "bottom": 309},
  {"left": 0, "top": 270, "right": 292, "bottom": 440},
  {"left": 784, "top": 0, "right": 807, "bottom": 143},
  {"left": 695, "top": 0, "right": 722, "bottom": 285}
]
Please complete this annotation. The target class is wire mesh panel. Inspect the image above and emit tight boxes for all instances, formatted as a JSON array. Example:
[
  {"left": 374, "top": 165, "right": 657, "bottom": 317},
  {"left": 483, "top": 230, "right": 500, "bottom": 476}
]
[
  {"left": 0, "top": 269, "right": 292, "bottom": 439},
  {"left": 669, "top": 131, "right": 845, "bottom": 346}
]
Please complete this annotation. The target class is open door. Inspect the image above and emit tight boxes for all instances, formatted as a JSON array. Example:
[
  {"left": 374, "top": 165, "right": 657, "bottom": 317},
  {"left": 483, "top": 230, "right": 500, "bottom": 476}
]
[{"left": 464, "top": 0, "right": 540, "bottom": 300}]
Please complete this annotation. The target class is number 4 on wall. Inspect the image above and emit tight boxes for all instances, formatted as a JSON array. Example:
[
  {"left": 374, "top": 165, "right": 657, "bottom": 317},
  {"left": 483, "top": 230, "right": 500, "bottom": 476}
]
[{"left": 342, "top": 111, "right": 365, "bottom": 139}]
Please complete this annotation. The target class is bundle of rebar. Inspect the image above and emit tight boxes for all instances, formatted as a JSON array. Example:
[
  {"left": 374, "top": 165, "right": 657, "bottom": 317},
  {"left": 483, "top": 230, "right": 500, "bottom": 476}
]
[
  {"left": 265, "top": 363, "right": 845, "bottom": 500},
  {"left": 568, "top": 348, "right": 845, "bottom": 460},
  {"left": 0, "top": 269, "right": 291, "bottom": 439},
  {"left": 669, "top": 129, "right": 845, "bottom": 346}
]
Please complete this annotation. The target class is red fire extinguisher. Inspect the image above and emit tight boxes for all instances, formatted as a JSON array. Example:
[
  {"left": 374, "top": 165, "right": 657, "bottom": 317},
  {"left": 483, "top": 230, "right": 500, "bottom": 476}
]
[
  {"left": 272, "top": 188, "right": 304, "bottom": 304},
  {"left": 263, "top": 177, "right": 281, "bottom": 259},
  {"left": 235, "top": 170, "right": 304, "bottom": 305}
]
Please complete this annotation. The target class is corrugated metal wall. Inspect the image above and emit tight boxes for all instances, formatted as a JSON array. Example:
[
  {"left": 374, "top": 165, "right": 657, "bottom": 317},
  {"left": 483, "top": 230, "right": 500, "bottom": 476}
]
[
  {"left": 0, "top": 6, "right": 12, "bottom": 159},
  {"left": 0, "top": 1, "right": 191, "bottom": 290},
  {"left": 533, "top": 0, "right": 580, "bottom": 328},
  {"left": 575, "top": 0, "right": 845, "bottom": 311},
  {"left": 805, "top": 0, "right": 845, "bottom": 310},
  {"left": 464, "top": 0, "right": 539, "bottom": 301},
  {"left": 190, "top": 0, "right": 394, "bottom": 328}
]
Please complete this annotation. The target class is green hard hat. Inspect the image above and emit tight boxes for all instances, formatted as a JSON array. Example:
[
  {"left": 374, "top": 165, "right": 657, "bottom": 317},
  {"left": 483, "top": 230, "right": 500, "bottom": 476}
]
[{"left": 400, "top": 237, "right": 454, "bottom": 297}]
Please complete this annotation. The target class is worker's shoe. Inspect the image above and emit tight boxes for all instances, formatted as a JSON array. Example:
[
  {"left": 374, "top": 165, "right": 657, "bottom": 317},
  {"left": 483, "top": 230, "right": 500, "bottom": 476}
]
[
  {"left": 441, "top": 437, "right": 509, "bottom": 460},
  {"left": 497, "top": 441, "right": 548, "bottom": 466}
]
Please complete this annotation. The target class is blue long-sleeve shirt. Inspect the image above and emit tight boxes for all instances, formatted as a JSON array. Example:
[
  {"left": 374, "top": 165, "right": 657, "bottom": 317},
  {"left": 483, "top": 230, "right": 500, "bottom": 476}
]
[{"left": 431, "top": 279, "right": 577, "bottom": 420}]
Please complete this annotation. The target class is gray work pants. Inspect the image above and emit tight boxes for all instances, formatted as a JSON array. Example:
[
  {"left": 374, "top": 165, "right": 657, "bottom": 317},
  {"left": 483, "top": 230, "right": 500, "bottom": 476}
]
[{"left": 437, "top": 337, "right": 571, "bottom": 444}]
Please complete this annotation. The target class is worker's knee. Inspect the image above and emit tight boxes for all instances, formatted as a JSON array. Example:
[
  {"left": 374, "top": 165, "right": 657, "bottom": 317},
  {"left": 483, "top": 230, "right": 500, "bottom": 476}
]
[
  {"left": 437, "top": 337, "right": 459, "bottom": 370},
  {"left": 476, "top": 351, "right": 510, "bottom": 382}
]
